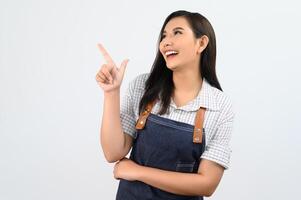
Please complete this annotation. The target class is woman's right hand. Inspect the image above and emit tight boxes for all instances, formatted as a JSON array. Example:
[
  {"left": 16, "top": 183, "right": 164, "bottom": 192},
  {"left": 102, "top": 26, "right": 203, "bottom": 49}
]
[{"left": 95, "top": 43, "right": 129, "bottom": 93}]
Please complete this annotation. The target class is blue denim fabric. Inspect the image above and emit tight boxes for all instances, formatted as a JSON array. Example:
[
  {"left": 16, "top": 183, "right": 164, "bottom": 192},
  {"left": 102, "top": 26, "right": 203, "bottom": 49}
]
[{"left": 116, "top": 113, "right": 206, "bottom": 200}]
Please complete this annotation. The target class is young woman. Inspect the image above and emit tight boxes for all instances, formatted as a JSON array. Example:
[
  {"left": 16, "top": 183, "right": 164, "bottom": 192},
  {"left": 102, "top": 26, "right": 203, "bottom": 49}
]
[{"left": 96, "top": 10, "right": 235, "bottom": 200}]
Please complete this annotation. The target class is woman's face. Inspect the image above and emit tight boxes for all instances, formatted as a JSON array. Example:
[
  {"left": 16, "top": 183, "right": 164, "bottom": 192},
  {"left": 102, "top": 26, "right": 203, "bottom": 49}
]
[{"left": 159, "top": 17, "right": 203, "bottom": 71}]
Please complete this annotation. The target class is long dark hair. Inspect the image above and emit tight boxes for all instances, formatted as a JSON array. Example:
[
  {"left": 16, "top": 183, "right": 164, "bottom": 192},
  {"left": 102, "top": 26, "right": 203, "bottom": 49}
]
[{"left": 138, "top": 10, "right": 222, "bottom": 115}]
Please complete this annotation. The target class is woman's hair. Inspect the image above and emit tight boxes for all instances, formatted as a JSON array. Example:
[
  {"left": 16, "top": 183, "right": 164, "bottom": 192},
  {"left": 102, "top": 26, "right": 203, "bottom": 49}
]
[{"left": 138, "top": 10, "right": 222, "bottom": 115}]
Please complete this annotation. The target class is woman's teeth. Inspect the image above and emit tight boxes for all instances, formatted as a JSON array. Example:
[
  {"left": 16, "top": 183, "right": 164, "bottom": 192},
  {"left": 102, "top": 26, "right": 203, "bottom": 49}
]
[{"left": 165, "top": 50, "right": 178, "bottom": 57}]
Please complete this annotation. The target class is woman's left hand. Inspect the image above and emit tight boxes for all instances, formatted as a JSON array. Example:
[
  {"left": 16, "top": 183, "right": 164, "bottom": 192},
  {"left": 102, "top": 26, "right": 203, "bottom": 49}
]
[{"left": 113, "top": 157, "right": 142, "bottom": 181}]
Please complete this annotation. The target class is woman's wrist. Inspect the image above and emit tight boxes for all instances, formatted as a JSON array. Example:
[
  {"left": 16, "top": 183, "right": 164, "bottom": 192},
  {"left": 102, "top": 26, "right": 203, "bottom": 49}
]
[
  {"left": 135, "top": 164, "right": 147, "bottom": 181},
  {"left": 104, "top": 88, "right": 120, "bottom": 98}
]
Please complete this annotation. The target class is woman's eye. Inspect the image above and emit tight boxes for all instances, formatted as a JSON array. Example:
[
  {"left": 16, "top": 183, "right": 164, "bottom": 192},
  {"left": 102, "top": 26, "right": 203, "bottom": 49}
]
[{"left": 161, "top": 31, "right": 181, "bottom": 40}]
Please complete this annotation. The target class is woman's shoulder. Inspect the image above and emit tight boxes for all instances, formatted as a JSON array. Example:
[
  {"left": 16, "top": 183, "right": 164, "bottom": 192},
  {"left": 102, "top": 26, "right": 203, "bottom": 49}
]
[
  {"left": 128, "top": 72, "right": 150, "bottom": 90},
  {"left": 207, "top": 82, "right": 234, "bottom": 117},
  {"left": 124, "top": 73, "right": 150, "bottom": 100}
]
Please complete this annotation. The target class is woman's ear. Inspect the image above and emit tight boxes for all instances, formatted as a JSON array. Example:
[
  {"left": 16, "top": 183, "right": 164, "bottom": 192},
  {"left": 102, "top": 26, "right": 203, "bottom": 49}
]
[{"left": 197, "top": 35, "right": 209, "bottom": 54}]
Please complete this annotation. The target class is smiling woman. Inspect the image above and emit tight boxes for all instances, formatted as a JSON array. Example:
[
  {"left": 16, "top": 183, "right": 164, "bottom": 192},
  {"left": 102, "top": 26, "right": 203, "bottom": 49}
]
[
  {"left": 96, "top": 10, "right": 234, "bottom": 200},
  {"left": 159, "top": 18, "right": 209, "bottom": 76}
]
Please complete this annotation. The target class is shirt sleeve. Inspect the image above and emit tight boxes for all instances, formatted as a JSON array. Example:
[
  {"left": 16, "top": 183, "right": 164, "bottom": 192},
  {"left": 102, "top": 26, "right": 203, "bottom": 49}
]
[
  {"left": 120, "top": 81, "right": 138, "bottom": 139},
  {"left": 200, "top": 97, "right": 235, "bottom": 170}
]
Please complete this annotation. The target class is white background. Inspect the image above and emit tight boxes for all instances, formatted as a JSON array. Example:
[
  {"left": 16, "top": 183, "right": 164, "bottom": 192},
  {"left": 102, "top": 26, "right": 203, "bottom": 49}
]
[{"left": 1, "top": 0, "right": 301, "bottom": 199}]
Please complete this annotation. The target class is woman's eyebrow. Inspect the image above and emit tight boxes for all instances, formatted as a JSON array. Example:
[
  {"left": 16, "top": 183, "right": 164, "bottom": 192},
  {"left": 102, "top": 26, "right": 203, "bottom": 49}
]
[{"left": 163, "top": 27, "right": 184, "bottom": 33}]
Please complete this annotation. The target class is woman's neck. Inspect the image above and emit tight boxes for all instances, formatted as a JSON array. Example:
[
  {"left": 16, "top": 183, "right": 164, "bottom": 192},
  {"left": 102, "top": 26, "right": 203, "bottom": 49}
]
[
  {"left": 172, "top": 69, "right": 202, "bottom": 93},
  {"left": 171, "top": 68, "right": 203, "bottom": 107}
]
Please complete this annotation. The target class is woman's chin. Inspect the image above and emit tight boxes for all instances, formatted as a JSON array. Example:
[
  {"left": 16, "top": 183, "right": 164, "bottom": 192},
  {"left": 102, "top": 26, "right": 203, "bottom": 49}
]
[{"left": 166, "top": 63, "right": 178, "bottom": 70}]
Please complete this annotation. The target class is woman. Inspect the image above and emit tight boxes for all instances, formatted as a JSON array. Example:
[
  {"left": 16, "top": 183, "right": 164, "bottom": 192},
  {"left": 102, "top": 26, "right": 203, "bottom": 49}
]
[{"left": 96, "top": 10, "right": 234, "bottom": 200}]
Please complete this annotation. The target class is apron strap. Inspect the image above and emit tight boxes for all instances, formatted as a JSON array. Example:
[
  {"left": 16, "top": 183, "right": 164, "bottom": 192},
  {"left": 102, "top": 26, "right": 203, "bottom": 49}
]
[
  {"left": 135, "top": 100, "right": 156, "bottom": 130},
  {"left": 193, "top": 107, "right": 206, "bottom": 144}
]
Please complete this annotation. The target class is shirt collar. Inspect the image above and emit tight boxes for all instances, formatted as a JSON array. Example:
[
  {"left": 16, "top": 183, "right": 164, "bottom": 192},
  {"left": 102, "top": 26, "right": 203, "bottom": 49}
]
[{"left": 170, "top": 78, "right": 220, "bottom": 112}]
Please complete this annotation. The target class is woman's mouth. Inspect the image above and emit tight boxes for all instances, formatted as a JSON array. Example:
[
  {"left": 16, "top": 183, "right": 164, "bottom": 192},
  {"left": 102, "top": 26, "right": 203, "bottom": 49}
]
[
  {"left": 167, "top": 54, "right": 178, "bottom": 59},
  {"left": 165, "top": 50, "right": 179, "bottom": 59}
]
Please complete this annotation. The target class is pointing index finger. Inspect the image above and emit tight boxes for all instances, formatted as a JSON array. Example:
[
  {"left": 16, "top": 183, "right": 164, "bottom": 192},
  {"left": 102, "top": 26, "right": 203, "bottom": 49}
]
[{"left": 97, "top": 43, "right": 116, "bottom": 66}]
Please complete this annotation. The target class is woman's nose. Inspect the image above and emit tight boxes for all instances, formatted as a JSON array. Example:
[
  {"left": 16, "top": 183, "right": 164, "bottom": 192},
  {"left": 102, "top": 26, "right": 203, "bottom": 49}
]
[
  {"left": 163, "top": 39, "right": 173, "bottom": 47},
  {"left": 164, "top": 42, "right": 172, "bottom": 47}
]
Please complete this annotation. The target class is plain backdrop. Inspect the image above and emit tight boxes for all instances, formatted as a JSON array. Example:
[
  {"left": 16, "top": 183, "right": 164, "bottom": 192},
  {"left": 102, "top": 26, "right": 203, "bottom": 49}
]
[{"left": 1, "top": 0, "right": 301, "bottom": 199}]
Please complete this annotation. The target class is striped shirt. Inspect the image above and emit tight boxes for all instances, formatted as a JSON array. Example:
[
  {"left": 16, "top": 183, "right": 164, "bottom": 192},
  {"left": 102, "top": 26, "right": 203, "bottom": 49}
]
[{"left": 120, "top": 73, "right": 235, "bottom": 170}]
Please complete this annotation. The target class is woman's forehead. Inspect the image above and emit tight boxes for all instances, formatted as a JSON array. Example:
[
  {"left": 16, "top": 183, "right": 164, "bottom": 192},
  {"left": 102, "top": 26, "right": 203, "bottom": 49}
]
[{"left": 163, "top": 17, "right": 190, "bottom": 32}]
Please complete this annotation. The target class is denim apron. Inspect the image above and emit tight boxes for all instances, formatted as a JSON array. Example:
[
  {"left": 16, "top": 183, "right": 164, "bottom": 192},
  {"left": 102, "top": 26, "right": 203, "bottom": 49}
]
[{"left": 116, "top": 99, "right": 206, "bottom": 200}]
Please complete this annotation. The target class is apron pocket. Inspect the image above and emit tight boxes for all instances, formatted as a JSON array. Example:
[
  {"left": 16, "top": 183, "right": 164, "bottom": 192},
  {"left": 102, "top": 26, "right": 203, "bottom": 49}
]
[{"left": 176, "top": 161, "right": 195, "bottom": 173}]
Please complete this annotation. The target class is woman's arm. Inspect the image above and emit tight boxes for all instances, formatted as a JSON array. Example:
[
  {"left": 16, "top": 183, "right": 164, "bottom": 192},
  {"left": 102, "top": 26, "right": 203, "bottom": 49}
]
[
  {"left": 96, "top": 43, "right": 132, "bottom": 163},
  {"left": 114, "top": 158, "right": 224, "bottom": 197},
  {"left": 100, "top": 90, "right": 132, "bottom": 163},
  {"left": 137, "top": 159, "right": 224, "bottom": 197}
]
